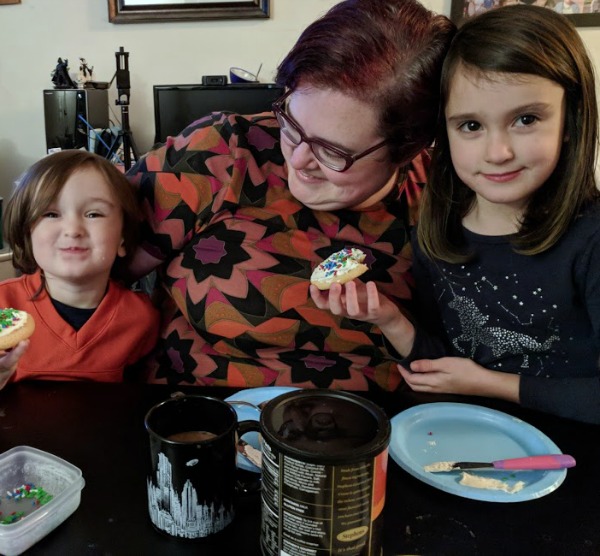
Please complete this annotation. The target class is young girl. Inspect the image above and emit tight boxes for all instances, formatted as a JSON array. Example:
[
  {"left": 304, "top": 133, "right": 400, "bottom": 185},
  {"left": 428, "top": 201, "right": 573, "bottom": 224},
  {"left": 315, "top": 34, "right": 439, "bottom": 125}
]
[
  {"left": 0, "top": 150, "right": 159, "bottom": 389},
  {"left": 311, "top": 5, "right": 600, "bottom": 424}
]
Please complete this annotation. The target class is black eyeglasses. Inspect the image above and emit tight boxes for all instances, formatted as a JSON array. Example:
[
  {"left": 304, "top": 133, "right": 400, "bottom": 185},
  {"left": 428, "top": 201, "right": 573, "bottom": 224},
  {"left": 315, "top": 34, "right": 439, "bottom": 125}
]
[{"left": 272, "top": 90, "right": 389, "bottom": 172}]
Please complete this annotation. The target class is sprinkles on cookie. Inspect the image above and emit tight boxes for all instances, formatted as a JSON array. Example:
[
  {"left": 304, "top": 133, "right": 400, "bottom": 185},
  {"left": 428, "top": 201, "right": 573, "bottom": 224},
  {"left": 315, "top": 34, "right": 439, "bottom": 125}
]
[
  {"left": 0, "top": 308, "right": 35, "bottom": 351},
  {"left": 0, "top": 309, "right": 23, "bottom": 330},
  {"left": 311, "top": 247, "right": 369, "bottom": 290}
]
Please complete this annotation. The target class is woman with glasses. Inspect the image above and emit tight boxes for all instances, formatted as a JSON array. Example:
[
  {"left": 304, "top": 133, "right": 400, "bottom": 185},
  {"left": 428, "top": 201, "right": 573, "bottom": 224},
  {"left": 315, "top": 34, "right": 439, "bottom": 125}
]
[{"left": 127, "top": 0, "right": 456, "bottom": 389}]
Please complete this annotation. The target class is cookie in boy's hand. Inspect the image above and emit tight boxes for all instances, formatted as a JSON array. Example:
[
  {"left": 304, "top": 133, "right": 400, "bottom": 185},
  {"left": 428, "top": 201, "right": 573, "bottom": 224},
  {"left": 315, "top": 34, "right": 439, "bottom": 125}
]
[
  {"left": 310, "top": 247, "right": 369, "bottom": 290},
  {"left": 0, "top": 308, "right": 35, "bottom": 350}
]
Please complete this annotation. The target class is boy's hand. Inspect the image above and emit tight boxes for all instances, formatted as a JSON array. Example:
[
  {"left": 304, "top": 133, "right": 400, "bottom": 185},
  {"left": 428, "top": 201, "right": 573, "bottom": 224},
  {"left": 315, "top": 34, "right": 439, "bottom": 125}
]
[{"left": 0, "top": 339, "right": 30, "bottom": 390}]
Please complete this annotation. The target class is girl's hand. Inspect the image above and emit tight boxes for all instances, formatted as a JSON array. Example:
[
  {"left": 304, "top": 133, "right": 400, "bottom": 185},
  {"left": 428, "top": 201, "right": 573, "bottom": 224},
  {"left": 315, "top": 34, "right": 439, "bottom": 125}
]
[
  {"left": 398, "top": 356, "right": 520, "bottom": 403},
  {"left": 0, "top": 339, "right": 30, "bottom": 390},
  {"left": 310, "top": 280, "right": 401, "bottom": 328}
]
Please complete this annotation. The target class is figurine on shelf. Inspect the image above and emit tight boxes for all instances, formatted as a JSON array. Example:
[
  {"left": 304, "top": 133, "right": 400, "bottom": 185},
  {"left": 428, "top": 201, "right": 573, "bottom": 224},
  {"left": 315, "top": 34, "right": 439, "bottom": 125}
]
[
  {"left": 51, "top": 58, "right": 75, "bottom": 89},
  {"left": 78, "top": 57, "right": 94, "bottom": 87}
]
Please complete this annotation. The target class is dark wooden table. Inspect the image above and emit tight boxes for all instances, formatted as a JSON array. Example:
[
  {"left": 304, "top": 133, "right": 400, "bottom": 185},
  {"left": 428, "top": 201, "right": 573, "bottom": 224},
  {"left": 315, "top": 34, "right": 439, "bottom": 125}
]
[{"left": 0, "top": 381, "right": 598, "bottom": 555}]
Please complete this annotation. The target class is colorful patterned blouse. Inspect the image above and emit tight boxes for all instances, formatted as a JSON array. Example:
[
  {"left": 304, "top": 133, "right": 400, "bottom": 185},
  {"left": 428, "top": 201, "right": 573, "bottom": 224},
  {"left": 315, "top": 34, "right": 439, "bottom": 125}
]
[{"left": 130, "top": 112, "right": 427, "bottom": 391}]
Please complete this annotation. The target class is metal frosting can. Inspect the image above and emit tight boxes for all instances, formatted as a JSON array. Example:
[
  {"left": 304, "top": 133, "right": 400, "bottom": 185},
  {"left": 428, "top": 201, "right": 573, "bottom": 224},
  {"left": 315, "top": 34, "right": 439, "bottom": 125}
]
[{"left": 259, "top": 389, "right": 391, "bottom": 556}]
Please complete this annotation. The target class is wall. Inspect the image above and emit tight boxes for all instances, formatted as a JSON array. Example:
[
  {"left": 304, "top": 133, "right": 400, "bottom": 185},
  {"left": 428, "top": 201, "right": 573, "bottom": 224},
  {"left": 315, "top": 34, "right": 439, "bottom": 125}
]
[
  {"left": 0, "top": 0, "right": 335, "bottom": 199},
  {"left": 1, "top": 0, "right": 599, "bottom": 201}
]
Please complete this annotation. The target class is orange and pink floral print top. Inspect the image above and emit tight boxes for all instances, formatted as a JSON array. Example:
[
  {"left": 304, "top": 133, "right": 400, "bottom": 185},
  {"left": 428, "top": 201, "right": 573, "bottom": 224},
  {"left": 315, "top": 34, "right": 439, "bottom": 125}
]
[{"left": 129, "top": 112, "right": 428, "bottom": 391}]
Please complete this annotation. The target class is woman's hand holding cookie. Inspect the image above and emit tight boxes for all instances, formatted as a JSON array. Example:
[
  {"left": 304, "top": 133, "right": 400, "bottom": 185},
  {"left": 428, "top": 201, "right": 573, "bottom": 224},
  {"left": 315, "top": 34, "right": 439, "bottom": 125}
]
[
  {"left": 309, "top": 252, "right": 416, "bottom": 357},
  {"left": 311, "top": 280, "right": 399, "bottom": 328},
  {"left": 310, "top": 248, "right": 396, "bottom": 325}
]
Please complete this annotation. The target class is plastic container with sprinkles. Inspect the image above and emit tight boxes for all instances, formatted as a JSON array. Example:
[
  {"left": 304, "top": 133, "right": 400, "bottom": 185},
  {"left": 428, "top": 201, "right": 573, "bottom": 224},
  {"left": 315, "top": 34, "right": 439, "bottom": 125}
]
[{"left": 0, "top": 446, "right": 84, "bottom": 556}]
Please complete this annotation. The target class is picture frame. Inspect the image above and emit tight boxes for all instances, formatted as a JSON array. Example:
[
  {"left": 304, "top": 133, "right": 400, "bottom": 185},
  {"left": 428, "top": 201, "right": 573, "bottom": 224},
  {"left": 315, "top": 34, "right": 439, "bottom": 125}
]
[
  {"left": 450, "top": 1, "right": 600, "bottom": 27},
  {"left": 0, "top": 0, "right": 21, "bottom": 5},
  {"left": 107, "top": 0, "right": 270, "bottom": 23}
]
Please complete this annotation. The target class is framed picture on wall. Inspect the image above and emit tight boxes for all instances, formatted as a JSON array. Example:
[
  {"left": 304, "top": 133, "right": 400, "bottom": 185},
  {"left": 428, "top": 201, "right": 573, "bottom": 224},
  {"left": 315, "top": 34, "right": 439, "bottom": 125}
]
[
  {"left": 0, "top": 0, "right": 21, "bottom": 5},
  {"left": 108, "top": 0, "right": 270, "bottom": 23},
  {"left": 450, "top": 0, "right": 600, "bottom": 27}
]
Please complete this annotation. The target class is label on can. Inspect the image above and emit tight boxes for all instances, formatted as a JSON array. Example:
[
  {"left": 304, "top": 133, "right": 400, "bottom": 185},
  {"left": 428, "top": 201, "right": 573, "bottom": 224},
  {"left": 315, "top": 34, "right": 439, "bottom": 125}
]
[{"left": 261, "top": 439, "right": 387, "bottom": 555}]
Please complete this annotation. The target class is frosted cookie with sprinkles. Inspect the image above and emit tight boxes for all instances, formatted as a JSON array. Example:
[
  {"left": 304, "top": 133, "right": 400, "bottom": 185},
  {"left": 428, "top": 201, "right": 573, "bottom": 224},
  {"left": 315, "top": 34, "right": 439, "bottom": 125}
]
[
  {"left": 311, "top": 248, "right": 369, "bottom": 290},
  {"left": 0, "top": 308, "right": 35, "bottom": 350}
]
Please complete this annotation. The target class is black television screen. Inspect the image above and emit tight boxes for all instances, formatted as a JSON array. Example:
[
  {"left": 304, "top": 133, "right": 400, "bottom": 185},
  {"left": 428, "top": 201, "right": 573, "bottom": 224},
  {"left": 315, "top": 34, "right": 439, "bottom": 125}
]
[{"left": 153, "top": 83, "right": 284, "bottom": 144}]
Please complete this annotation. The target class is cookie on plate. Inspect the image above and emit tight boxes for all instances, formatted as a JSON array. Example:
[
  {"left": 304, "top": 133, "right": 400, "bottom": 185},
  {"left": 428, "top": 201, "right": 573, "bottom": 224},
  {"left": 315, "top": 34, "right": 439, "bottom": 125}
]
[
  {"left": 310, "top": 247, "right": 368, "bottom": 290},
  {"left": 0, "top": 308, "right": 35, "bottom": 350}
]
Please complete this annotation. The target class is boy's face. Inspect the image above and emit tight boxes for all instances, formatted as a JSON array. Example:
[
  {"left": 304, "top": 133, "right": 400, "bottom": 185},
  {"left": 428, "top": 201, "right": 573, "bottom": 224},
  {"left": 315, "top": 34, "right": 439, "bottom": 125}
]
[{"left": 31, "top": 167, "right": 125, "bottom": 296}]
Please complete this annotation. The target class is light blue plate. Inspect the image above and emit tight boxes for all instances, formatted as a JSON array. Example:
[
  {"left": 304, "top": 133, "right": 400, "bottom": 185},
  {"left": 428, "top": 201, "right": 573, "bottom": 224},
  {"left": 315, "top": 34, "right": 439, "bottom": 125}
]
[
  {"left": 389, "top": 402, "right": 568, "bottom": 502},
  {"left": 225, "top": 387, "right": 299, "bottom": 472}
]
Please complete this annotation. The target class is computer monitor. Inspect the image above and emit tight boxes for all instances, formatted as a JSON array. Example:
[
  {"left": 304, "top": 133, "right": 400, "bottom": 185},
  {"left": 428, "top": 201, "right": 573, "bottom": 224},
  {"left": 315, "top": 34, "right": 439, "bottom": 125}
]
[{"left": 153, "top": 83, "right": 284, "bottom": 144}]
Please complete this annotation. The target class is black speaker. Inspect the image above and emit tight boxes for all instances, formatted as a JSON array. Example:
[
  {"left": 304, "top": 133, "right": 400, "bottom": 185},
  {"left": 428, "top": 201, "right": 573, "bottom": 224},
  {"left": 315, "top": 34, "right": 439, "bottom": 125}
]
[{"left": 43, "top": 89, "right": 109, "bottom": 152}]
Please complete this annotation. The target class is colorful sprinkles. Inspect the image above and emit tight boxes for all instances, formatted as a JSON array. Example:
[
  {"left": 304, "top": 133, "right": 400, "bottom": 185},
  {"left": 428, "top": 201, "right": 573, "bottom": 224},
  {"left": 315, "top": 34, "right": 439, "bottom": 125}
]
[
  {"left": 316, "top": 248, "right": 365, "bottom": 279},
  {"left": 0, "top": 484, "right": 53, "bottom": 525},
  {"left": 0, "top": 308, "right": 22, "bottom": 330}
]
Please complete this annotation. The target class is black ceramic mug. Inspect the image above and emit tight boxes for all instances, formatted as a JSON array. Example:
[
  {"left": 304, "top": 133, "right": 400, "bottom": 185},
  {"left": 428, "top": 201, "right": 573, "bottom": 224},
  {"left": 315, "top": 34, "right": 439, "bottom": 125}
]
[{"left": 145, "top": 395, "right": 259, "bottom": 540}]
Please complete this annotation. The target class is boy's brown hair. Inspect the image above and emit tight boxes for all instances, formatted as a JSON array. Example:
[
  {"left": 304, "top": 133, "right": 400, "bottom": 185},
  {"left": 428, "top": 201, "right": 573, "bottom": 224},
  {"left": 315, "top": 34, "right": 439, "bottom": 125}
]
[{"left": 4, "top": 150, "right": 140, "bottom": 275}]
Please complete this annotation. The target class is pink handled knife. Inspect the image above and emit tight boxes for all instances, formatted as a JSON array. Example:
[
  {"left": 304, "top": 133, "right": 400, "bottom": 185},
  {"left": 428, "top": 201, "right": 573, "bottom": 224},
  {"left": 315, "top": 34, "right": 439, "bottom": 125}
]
[{"left": 425, "top": 454, "right": 576, "bottom": 472}]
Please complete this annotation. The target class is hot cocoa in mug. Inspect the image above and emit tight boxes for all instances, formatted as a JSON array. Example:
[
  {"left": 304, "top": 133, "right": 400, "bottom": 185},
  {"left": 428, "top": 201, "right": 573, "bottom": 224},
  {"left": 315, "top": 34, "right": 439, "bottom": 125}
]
[{"left": 144, "top": 395, "right": 259, "bottom": 540}]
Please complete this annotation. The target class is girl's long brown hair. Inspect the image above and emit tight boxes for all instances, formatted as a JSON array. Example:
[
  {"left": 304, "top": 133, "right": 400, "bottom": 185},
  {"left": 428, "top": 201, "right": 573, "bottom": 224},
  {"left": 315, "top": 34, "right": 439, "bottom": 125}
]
[{"left": 419, "top": 4, "right": 599, "bottom": 263}]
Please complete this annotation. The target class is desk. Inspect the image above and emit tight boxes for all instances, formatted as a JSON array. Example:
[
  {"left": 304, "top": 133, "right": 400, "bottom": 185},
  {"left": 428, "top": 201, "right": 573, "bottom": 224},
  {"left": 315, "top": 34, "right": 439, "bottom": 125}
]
[{"left": 0, "top": 382, "right": 598, "bottom": 555}]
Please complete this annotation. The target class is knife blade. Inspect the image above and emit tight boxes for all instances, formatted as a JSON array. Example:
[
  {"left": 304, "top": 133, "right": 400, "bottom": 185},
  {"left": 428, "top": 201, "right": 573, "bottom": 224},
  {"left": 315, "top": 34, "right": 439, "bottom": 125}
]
[{"left": 424, "top": 454, "right": 576, "bottom": 472}]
